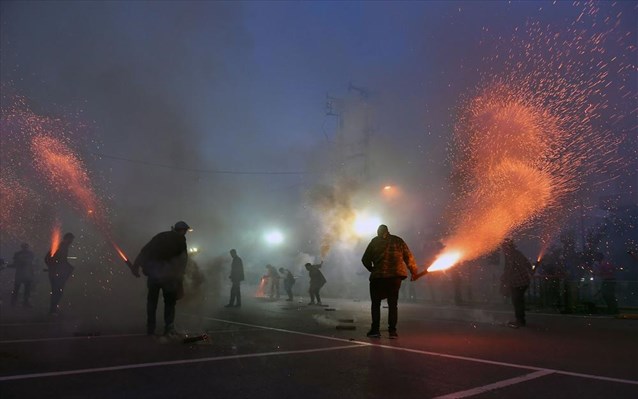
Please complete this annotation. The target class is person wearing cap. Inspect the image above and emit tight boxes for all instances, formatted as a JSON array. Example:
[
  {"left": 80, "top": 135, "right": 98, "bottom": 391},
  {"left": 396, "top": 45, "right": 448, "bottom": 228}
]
[
  {"left": 45, "top": 232, "right": 75, "bottom": 315},
  {"left": 132, "top": 221, "right": 190, "bottom": 336},
  {"left": 500, "top": 238, "right": 533, "bottom": 328},
  {"left": 10, "top": 243, "right": 35, "bottom": 307},
  {"left": 361, "top": 224, "right": 418, "bottom": 339}
]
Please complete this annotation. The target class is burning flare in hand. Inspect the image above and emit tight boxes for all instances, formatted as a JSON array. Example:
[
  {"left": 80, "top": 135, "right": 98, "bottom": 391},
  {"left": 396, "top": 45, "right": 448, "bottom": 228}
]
[{"left": 427, "top": 251, "right": 463, "bottom": 272}]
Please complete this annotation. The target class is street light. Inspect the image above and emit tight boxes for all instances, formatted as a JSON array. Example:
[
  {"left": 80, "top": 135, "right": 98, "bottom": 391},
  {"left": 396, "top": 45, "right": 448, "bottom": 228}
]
[
  {"left": 353, "top": 213, "right": 382, "bottom": 237},
  {"left": 264, "top": 230, "right": 284, "bottom": 246}
]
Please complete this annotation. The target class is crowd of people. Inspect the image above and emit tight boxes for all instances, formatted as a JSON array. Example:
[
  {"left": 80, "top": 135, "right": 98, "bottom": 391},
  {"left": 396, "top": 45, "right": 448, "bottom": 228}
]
[{"left": 2, "top": 220, "right": 629, "bottom": 338}]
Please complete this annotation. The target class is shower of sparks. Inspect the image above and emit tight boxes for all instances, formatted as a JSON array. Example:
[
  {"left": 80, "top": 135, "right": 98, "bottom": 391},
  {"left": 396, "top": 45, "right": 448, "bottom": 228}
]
[
  {"left": 49, "top": 221, "right": 62, "bottom": 257},
  {"left": 429, "top": 1, "right": 635, "bottom": 270},
  {"left": 1, "top": 93, "right": 128, "bottom": 264},
  {"left": 31, "top": 134, "right": 107, "bottom": 226}
]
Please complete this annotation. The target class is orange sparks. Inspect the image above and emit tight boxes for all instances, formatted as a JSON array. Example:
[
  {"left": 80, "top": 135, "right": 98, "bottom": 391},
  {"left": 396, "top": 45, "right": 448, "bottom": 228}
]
[
  {"left": 427, "top": 251, "right": 463, "bottom": 272},
  {"left": 49, "top": 222, "right": 61, "bottom": 257},
  {"left": 112, "top": 242, "right": 128, "bottom": 262}
]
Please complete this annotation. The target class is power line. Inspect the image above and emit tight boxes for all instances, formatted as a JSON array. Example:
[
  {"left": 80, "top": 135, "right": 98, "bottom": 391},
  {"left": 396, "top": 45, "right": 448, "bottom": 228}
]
[{"left": 92, "top": 152, "right": 314, "bottom": 175}]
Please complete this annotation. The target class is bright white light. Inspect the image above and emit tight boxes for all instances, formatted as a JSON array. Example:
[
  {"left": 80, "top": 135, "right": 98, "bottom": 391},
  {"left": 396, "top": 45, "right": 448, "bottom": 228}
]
[
  {"left": 264, "top": 230, "right": 284, "bottom": 246},
  {"left": 353, "top": 213, "right": 382, "bottom": 237}
]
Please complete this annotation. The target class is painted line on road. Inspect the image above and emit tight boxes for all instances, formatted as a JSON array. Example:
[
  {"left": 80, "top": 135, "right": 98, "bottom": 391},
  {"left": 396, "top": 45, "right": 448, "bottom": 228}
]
[
  {"left": 190, "top": 315, "right": 376, "bottom": 346},
  {"left": 0, "top": 328, "right": 268, "bottom": 344},
  {"left": 0, "top": 333, "right": 146, "bottom": 344},
  {"left": 0, "top": 343, "right": 365, "bottom": 382},
  {"left": 0, "top": 320, "right": 75, "bottom": 327},
  {"left": 193, "top": 315, "right": 638, "bottom": 386},
  {"left": 432, "top": 370, "right": 554, "bottom": 399}
]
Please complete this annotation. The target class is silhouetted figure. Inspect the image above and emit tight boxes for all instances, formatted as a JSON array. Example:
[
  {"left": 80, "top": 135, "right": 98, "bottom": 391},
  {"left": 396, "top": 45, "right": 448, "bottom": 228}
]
[
  {"left": 45, "top": 233, "right": 75, "bottom": 315},
  {"left": 279, "top": 267, "right": 296, "bottom": 301},
  {"left": 305, "top": 261, "right": 325, "bottom": 305},
  {"left": 595, "top": 253, "right": 618, "bottom": 314},
  {"left": 265, "top": 264, "right": 281, "bottom": 299},
  {"left": 10, "top": 243, "right": 35, "bottom": 307},
  {"left": 225, "top": 249, "right": 244, "bottom": 308},
  {"left": 452, "top": 268, "right": 463, "bottom": 306},
  {"left": 537, "top": 246, "right": 563, "bottom": 310},
  {"left": 559, "top": 233, "right": 580, "bottom": 314},
  {"left": 500, "top": 238, "right": 533, "bottom": 328},
  {"left": 362, "top": 225, "right": 418, "bottom": 339},
  {"left": 132, "top": 221, "right": 190, "bottom": 336}
]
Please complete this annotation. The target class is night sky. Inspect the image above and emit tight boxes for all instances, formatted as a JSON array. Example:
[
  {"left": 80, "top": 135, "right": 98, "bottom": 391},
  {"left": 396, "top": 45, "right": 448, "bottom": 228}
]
[{"left": 1, "top": 1, "right": 636, "bottom": 274}]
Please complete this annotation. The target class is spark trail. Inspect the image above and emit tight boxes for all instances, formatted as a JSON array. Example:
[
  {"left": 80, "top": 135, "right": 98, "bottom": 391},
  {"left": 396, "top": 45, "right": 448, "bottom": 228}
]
[{"left": 429, "top": 1, "right": 634, "bottom": 271}]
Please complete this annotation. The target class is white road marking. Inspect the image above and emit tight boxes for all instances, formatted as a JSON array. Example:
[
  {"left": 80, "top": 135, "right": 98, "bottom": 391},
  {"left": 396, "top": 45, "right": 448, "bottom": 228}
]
[
  {"left": 2, "top": 314, "right": 636, "bottom": 387},
  {"left": 193, "top": 315, "right": 638, "bottom": 386},
  {"left": 0, "top": 344, "right": 365, "bottom": 381},
  {"left": 432, "top": 370, "right": 555, "bottom": 398},
  {"left": 0, "top": 329, "right": 261, "bottom": 344},
  {"left": 0, "top": 333, "right": 146, "bottom": 344}
]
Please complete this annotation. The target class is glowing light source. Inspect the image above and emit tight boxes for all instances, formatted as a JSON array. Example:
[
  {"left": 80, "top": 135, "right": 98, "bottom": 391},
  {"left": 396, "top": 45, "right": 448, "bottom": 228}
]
[
  {"left": 49, "top": 223, "right": 61, "bottom": 257},
  {"left": 264, "top": 230, "right": 284, "bottom": 245},
  {"left": 353, "top": 213, "right": 382, "bottom": 237},
  {"left": 427, "top": 251, "right": 463, "bottom": 272},
  {"left": 113, "top": 243, "right": 129, "bottom": 262}
]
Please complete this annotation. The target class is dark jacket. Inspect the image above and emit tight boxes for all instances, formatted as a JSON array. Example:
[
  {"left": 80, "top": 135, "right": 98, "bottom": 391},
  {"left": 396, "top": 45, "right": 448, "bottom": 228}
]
[
  {"left": 230, "top": 256, "right": 244, "bottom": 283},
  {"left": 307, "top": 264, "right": 326, "bottom": 288},
  {"left": 133, "top": 231, "right": 188, "bottom": 282},
  {"left": 362, "top": 234, "right": 418, "bottom": 280},
  {"left": 12, "top": 249, "right": 35, "bottom": 281},
  {"left": 45, "top": 241, "right": 74, "bottom": 278},
  {"left": 502, "top": 246, "right": 532, "bottom": 288}
]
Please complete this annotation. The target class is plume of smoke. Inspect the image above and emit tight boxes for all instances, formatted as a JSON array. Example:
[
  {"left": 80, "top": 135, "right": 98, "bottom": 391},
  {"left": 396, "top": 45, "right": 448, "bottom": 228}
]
[
  {"left": 307, "top": 177, "right": 361, "bottom": 258},
  {"left": 294, "top": 252, "right": 317, "bottom": 269}
]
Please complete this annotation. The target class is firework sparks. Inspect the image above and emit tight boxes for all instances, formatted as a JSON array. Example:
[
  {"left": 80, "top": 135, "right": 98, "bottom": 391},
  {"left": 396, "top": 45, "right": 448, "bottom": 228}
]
[
  {"left": 49, "top": 222, "right": 62, "bottom": 257},
  {"left": 1, "top": 94, "right": 128, "bottom": 266},
  {"left": 429, "top": 1, "right": 633, "bottom": 270}
]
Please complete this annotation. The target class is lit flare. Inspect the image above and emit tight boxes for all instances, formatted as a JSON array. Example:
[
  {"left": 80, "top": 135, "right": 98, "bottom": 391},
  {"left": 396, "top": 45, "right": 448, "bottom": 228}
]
[
  {"left": 427, "top": 251, "right": 463, "bottom": 272},
  {"left": 49, "top": 223, "right": 61, "bottom": 257}
]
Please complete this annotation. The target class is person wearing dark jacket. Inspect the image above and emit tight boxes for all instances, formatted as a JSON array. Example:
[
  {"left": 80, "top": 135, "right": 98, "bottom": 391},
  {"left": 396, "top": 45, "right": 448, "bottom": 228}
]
[
  {"left": 279, "top": 267, "right": 296, "bottom": 301},
  {"left": 45, "top": 233, "right": 75, "bottom": 315},
  {"left": 132, "top": 221, "right": 190, "bottom": 336},
  {"left": 500, "top": 238, "right": 533, "bottom": 328},
  {"left": 11, "top": 243, "right": 35, "bottom": 307},
  {"left": 225, "top": 249, "right": 244, "bottom": 308},
  {"left": 305, "top": 261, "right": 326, "bottom": 305},
  {"left": 362, "top": 225, "right": 418, "bottom": 339}
]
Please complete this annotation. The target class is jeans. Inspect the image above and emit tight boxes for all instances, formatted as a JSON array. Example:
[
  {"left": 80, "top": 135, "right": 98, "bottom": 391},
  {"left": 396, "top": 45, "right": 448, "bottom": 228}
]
[
  {"left": 229, "top": 281, "right": 242, "bottom": 306},
  {"left": 147, "top": 279, "right": 179, "bottom": 334},
  {"left": 370, "top": 277, "right": 403, "bottom": 332},
  {"left": 49, "top": 270, "right": 71, "bottom": 313},
  {"left": 511, "top": 285, "right": 528, "bottom": 325},
  {"left": 12, "top": 278, "right": 32, "bottom": 305}
]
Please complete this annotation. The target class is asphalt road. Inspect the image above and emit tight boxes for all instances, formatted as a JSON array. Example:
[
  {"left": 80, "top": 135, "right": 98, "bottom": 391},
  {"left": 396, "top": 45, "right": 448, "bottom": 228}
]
[{"left": 1, "top": 295, "right": 637, "bottom": 399}]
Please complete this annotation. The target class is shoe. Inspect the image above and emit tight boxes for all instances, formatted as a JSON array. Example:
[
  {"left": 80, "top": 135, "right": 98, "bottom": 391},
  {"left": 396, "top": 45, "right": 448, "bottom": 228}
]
[
  {"left": 366, "top": 330, "right": 381, "bottom": 338},
  {"left": 389, "top": 331, "right": 399, "bottom": 339},
  {"left": 164, "top": 326, "right": 181, "bottom": 338},
  {"left": 224, "top": 304, "right": 234, "bottom": 308},
  {"left": 308, "top": 302, "right": 315, "bottom": 306},
  {"left": 507, "top": 321, "right": 520, "bottom": 329},
  {"left": 234, "top": 304, "right": 241, "bottom": 308}
]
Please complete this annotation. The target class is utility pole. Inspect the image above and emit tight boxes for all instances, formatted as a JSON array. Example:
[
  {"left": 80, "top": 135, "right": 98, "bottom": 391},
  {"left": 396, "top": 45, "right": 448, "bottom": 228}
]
[{"left": 324, "top": 83, "right": 374, "bottom": 182}]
